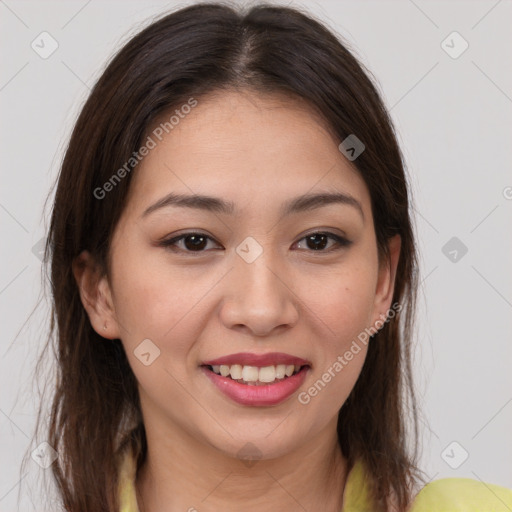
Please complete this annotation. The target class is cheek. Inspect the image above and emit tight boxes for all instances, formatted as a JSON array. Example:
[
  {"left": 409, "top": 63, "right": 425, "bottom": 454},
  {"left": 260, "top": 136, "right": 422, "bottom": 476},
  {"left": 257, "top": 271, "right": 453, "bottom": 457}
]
[
  {"left": 109, "top": 245, "right": 199, "bottom": 346},
  {"left": 109, "top": 245, "right": 229, "bottom": 383},
  {"left": 297, "top": 260, "right": 378, "bottom": 346},
  {"left": 110, "top": 261, "right": 206, "bottom": 405},
  {"left": 111, "top": 229, "right": 199, "bottom": 319},
  {"left": 296, "top": 269, "right": 373, "bottom": 415},
  {"left": 292, "top": 253, "right": 377, "bottom": 410}
]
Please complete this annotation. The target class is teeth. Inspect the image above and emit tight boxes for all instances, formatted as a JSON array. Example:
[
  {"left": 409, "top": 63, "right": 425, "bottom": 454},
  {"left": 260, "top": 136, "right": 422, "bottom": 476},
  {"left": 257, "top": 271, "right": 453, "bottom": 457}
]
[
  {"left": 285, "top": 365, "right": 295, "bottom": 377},
  {"left": 275, "top": 364, "right": 286, "bottom": 379},
  {"left": 259, "top": 366, "right": 276, "bottom": 383},
  {"left": 241, "top": 365, "right": 259, "bottom": 382},
  {"left": 230, "top": 364, "right": 242, "bottom": 380},
  {"left": 208, "top": 363, "right": 304, "bottom": 384}
]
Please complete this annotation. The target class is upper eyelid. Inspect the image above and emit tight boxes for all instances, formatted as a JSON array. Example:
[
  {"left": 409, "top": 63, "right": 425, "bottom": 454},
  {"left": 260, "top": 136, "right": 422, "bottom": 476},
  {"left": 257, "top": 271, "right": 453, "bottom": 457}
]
[{"left": 161, "top": 230, "right": 351, "bottom": 250}]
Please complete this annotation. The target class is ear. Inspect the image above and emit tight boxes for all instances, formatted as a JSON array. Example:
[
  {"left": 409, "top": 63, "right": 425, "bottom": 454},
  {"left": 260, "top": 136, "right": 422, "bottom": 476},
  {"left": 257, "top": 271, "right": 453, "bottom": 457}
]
[
  {"left": 72, "top": 250, "right": 121, "bottom": 340},
  {"left": 370, "top": 234, "right": 401, "bottom": 327}
]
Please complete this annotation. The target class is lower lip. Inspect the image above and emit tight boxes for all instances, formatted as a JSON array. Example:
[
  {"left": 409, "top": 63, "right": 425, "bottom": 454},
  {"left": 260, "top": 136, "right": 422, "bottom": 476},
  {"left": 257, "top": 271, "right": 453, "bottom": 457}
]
[{"left": 201, "top": 366, "right": 310, "bottom": 406}]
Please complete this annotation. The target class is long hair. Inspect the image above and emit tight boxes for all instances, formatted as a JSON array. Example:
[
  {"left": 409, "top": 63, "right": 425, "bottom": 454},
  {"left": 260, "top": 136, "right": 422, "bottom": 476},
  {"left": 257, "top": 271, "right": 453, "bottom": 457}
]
[{"left": 26, "top": 2, "right": 422, "bottom": 510}]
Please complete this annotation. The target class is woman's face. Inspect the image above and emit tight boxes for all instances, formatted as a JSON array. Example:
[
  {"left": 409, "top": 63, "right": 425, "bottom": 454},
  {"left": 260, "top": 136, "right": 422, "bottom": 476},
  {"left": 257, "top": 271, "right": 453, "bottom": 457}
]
[{"left": 85, "top": 90, "right": 399, "bottom": 460}]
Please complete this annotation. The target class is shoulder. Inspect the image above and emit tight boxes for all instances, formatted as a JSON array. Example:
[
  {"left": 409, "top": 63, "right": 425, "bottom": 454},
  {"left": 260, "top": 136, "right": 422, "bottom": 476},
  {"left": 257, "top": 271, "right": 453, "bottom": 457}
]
[
  {"left": 343, "top": 460, "right": 512, "bottom": 512},
  {"left": 410, "top": 476, "right": 512, "bottom": 511}
]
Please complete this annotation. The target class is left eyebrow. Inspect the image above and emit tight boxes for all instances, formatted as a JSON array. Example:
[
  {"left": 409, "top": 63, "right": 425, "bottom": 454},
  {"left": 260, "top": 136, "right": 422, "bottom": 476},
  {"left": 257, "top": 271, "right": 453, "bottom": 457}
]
[
  {"left": 141, "top": 191, "right": 364, "bottom": 221},
  {"left": 281, "top": 191, "right": 364, "bottom": 222}
]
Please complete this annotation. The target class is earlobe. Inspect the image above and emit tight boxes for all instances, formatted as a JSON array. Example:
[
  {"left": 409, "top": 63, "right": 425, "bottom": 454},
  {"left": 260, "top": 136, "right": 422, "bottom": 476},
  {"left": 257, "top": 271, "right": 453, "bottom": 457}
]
[{"left": 72, "top": 250, "right": 120, "bottom": 339}]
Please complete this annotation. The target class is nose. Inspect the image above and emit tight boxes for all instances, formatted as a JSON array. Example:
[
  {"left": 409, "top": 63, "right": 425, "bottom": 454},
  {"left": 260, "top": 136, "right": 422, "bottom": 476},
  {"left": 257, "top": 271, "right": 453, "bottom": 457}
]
[{"left": 218, "top": 249, "right": 299, "bottom": 337}]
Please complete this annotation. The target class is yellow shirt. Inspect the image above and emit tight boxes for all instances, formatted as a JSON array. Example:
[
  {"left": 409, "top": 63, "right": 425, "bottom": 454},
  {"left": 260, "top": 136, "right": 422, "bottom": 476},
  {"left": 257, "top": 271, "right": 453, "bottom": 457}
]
[{"left": 118, "top": 446, "right": 512, "bottom": 511}]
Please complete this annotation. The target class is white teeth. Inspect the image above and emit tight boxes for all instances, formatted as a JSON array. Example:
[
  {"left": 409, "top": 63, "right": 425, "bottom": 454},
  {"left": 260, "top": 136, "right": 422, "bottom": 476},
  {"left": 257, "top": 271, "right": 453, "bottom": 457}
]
[
  {"left": 259, "top": 365, "right": 276, "bottom": 383},
  {"left": 208, "top": 363, "right": 304, "bottom": 384},
  {"left": 241, "top": 365, "right": 259, "bottom": 382},
  {"left": 230, "top": 364, "right": 243, "bottom": 380},
  {"left": 275, "top": 364, "right": 286, "bottom": 379}
]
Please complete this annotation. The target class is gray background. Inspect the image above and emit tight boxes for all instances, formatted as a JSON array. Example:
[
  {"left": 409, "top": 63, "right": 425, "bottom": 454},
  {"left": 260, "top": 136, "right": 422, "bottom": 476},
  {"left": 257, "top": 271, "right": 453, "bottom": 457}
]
[{"left": 1, "top": 0, "right": 511, "bottom": 509}]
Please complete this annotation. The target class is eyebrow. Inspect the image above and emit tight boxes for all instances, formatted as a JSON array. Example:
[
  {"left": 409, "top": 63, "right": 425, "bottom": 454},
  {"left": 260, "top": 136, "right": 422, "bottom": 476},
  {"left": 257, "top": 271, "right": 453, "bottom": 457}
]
[{"left": 141, "top": 191, "right": 364, "bottom": 221}]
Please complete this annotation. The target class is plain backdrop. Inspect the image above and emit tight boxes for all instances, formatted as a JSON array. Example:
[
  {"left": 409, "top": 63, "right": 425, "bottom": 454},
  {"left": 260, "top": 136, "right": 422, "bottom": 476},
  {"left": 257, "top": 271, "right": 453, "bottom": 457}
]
[{"left": 1, "top": 0, "right": 511, "bottom": 510}]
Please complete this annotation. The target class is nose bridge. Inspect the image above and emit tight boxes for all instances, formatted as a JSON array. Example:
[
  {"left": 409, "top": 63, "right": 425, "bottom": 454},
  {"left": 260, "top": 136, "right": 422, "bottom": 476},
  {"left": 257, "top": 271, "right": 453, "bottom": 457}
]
[
  {"left": 219, "top": 237, "right": 298, "bottom": 335},
  {"left": 237, "top": 250, "right": 281, "bottom": 300}
]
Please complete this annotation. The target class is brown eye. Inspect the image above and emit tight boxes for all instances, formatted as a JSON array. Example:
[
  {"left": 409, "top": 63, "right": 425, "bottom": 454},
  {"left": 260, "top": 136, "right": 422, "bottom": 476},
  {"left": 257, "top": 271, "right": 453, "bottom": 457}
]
[
  {"left": 295, "top": 232, "right": 351, "bottom": 252},
  {"left": 159, "top": 232, "right": 220, "bottom": 253},
  {"left": 159, "top": 230, "right": 351, "bottom": 255},
  {"left": 304, "top": 233, "right": 330, "bottom": 250},
  {"left": 182, "top": 234, "right": 208, "bottom": 251}
]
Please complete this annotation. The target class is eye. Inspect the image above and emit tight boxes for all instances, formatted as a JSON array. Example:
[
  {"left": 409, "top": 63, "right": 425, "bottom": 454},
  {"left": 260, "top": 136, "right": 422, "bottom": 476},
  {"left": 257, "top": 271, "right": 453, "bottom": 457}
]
[
  {"left": 293, "top": 231, "right": 352, "bottom": 252},
  {"left": 158, "top": 230, "right": 351, "bottom": 254},
  {"left": 158, "top": 232, "right": 220, "bottom": 253}
]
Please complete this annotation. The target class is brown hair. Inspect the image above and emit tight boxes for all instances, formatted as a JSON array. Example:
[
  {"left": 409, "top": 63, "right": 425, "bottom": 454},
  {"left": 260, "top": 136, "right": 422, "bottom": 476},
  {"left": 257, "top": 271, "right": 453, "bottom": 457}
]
[{"left": 26, "top": 2, "right": 422, "bottom": 510}]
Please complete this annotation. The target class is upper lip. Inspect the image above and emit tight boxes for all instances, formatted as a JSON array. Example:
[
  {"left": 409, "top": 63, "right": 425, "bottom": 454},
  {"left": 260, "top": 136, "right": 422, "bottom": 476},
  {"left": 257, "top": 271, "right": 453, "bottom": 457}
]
[{"left": 202, "top": 352, "right": 311, "bottom": 367}]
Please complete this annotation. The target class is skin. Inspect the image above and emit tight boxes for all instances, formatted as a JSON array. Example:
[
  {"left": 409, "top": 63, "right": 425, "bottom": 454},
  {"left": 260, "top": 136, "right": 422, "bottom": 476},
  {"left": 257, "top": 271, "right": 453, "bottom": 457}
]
[{"left": 74, "top": 89, "right": 400, "bottom": 512}]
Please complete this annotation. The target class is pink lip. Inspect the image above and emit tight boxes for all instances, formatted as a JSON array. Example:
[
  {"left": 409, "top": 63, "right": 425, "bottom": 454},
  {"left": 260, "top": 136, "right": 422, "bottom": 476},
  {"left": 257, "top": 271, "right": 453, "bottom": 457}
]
[
  {"left": 202, "top": 352, "right": 311, "bottom": 367},
  {"left": 201, "top": 365, "right": 310, "bottom": 406}
]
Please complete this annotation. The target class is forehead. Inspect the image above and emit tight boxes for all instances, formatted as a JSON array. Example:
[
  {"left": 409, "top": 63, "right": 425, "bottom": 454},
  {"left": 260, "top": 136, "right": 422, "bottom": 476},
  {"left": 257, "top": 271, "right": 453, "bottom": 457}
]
[{"left": 124, "top": 90, "right": 370, "bottom": 218}]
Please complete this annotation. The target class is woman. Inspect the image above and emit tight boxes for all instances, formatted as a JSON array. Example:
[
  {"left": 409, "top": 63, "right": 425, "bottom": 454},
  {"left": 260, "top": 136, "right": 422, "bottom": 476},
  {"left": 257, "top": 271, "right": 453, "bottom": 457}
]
[{"left": 29, "top": 2, "right": 512, "bottom": 511}]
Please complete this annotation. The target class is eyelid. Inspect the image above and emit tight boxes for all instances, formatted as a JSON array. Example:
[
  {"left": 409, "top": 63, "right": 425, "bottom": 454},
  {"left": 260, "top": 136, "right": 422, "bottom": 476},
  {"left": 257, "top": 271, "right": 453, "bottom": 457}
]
[
  {"left": 157, "top": 231, "right": 221, "bottom": 254},
  {"left": 158, "top": 229, "right": 352, "bottom": 254},
  {"left": 299, "top": 226, "right": 349, "bottom": 241},
  {"left": 294, "top": 231, "right": 352, "bottom": 252}
]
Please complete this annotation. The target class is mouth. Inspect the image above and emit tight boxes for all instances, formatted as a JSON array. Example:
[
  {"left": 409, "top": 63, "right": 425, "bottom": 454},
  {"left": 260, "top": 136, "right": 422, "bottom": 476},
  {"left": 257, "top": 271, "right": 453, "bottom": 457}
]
[
  {"left": 199, "top": 352, "right": 312, "bottom": 405},
  {"left": 199, "top": 358, "right": 311, "bottom": 406},
  {"left": 202, "top": 363, "right": 309, "bottom": 386}
]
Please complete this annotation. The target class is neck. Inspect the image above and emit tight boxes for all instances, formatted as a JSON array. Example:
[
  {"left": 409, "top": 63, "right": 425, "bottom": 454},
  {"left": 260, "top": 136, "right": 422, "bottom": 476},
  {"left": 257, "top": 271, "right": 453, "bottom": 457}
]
[{"left": 135, "top": 417, "right": 348, "bottom": 512}]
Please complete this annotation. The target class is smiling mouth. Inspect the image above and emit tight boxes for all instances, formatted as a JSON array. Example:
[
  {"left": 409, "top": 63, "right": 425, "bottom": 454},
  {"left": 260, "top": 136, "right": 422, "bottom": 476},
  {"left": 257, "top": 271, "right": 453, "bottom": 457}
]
[{"left": 202, "top": 364, "right": 309, "bottom": 386}]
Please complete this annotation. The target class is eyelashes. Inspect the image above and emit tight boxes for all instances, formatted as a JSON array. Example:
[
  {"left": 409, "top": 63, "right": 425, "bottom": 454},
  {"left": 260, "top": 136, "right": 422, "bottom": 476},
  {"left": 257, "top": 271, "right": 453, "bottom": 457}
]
[{"left": 158, "top": 231, "right": 352, "bottom": 255}]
